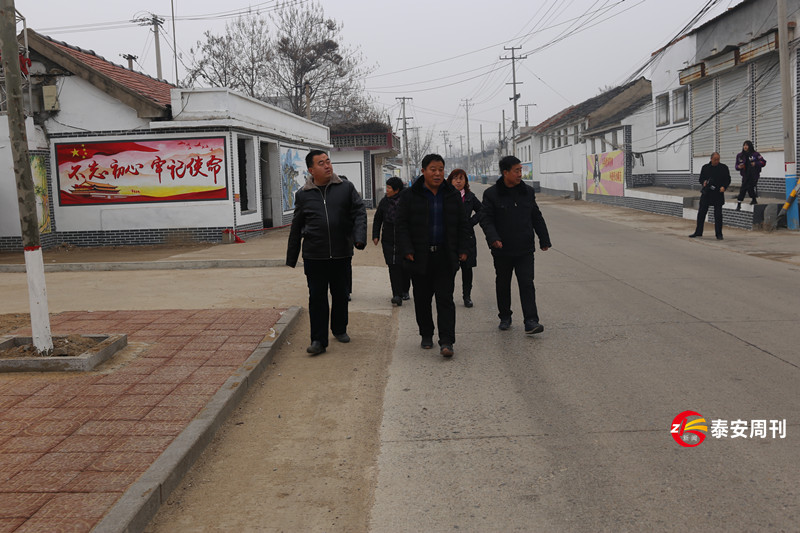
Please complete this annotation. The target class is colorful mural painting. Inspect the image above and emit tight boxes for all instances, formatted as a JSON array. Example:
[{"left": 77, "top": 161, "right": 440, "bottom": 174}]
[
  {"left": 55, "top": 137, "right": 228, "bottom": 205},
  {"left": 31, "top": 155, "right": 51, "bottom": 234},
  {"left": 521, "top": 162, "right": 533, "bottom": 181},
  {"left": 586, "top": 150, "right": 624, "bottom": 196},
  {"left": 281, "top": 146, "right": 308, "bottom": 213}
]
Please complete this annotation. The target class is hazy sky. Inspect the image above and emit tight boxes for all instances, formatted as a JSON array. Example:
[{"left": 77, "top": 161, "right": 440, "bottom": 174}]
[{"left": 22, "top": 0, "right": 741, "bottom": 154}]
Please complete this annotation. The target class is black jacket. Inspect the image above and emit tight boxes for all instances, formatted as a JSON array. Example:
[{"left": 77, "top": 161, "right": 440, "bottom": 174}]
[
  {"left": 698, "top": 162, "right": 732, "bottom": 207},
  {"left": 480, "top": 177, "right": 551, "bottom": 256},
  {"left": 372, "top": 194, "right": 402, "bottom": 266},
  {"left": 396, "top": 177, "right": 469, "bottom": 275},
  {"left": 286, "top": 174, "right": 367, "bottom": 267},
  {"left": 461, "top": 190, "right": 482, "bottom": 268}
]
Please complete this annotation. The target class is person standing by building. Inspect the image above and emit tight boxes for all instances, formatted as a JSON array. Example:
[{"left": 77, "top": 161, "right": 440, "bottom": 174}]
[
  {"left": 735, "top": 140, "right": 766, "bottom": 210},
  {"left": 689, "top": 152, "right": 731, "bottom": 240},
  {"left": 397, "top": 154, "right": 469, "bottom": 358},
  {"left": 373, "top": 177, "right": 410, "bottom": 306},
  {"left": 286, "top": 150, "right": 367, "bottom": 355},
  {"left": 480, "top": 155, "right": 551, "bottom": 335},
  {"left": 446, "top": 168, "right": 482, "bottom": 307}
]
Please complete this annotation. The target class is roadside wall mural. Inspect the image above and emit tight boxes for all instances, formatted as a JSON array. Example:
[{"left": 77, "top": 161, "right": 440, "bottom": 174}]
[
  {"left": 55, "top": 137, "right": 228, "bottom": 205},
  {"left": 281, "top": 146, "right": 308, "bottom": 214},
  {"left": 586, "top": 150, "right": 624, "bottom": 196}
]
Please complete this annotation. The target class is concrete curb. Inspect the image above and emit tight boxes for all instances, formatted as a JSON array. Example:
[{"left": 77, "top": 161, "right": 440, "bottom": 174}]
[
  {"left": 92, "top": 306, "right": 302, "bottom": 533},
  {"left": 0, "top": 259, "right": 286, "bottom": 273}
]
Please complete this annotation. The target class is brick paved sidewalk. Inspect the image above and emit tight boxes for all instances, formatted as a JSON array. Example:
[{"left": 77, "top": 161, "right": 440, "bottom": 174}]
[{"left": 0, "top": 308, "right": 285, "bottom": 533}]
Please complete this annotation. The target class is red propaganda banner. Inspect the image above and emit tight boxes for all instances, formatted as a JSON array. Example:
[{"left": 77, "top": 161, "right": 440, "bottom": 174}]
[{"left": 55, "top": 137, "right": 228, "bottom": 205}]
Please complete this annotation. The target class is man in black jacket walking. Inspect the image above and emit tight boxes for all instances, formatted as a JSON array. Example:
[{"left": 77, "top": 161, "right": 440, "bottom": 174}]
[
  {"left": 286, "top": 150, "right": 367, "bottom": 355},
  {"left": 397, "top": 154, "right": 469, "bottom": 357},
  {"left": 689, "top": 152, "right": 731, "bottom": 240},
  {"left": 481, "top": 156, "right": 551, "bottom": 335}
]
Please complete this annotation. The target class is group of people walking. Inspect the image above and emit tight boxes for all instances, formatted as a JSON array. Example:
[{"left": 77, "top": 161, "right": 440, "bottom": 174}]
[
  {"left": 287, "top": 150, "right": 551, "bottom": 359},
  {"left": 690, "top": 140, "right": 766, "bottom": 240}
]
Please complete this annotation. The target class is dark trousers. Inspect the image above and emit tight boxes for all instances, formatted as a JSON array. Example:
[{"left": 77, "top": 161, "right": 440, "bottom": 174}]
[
  {"left": 388, "top": 264, "right": 410, "bottom": 297},
  {"left": 694, "top": 195, "right": 724, "bottom": 237},
  {"left": 460, "top": 265, "right": 473, "bottom": 298},
  {"left": 493, "top": 253, "right": 539, "bottom": 323},
  {"left": 303, "top": 257, "right": 350, "bottom": 346},
  {"left": 411, "top": 251, "right": 456, "bottom": 345},
  {"left": 737, "top": 176, "right": 758, "bottom": 202}
]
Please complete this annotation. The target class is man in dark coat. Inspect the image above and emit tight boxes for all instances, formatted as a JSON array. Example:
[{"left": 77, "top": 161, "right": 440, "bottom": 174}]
[
  {"left": 689, "top": 152, "right": 731, "bottom": 240},
  {"left": 396, "top": 154, "right": 469, "bottom": 358},
  {"left": 480, "top": 155, "right": 551, "bottom": 335},
  {"left": 286, "top": 150, "right": 367, "bottom": 355},
  {"left": 372, "top": 177, "right": 410, "bottom": 305}
]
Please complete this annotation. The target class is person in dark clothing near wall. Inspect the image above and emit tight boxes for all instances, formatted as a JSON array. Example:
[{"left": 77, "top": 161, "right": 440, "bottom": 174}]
[
  {"left": 689, "top": 152, "right": 731, "bottom": 240},
  {"left": 446, "top": 168, "right": 482, "bottom": 307},
  {"left": 481, "top": 155, "right": 551, "bottom": 335},
  {"left": 397, "top": 154, "right": 469, "bottom": 358},
  {"left": 373, "top": 177, "right": 411, "bottom": 306},
  {"left": 735, "top": 140, "right": 766, "bottom": 210},
  {"left": 286, "top": 150, "right": 367, "bottom": 355}
]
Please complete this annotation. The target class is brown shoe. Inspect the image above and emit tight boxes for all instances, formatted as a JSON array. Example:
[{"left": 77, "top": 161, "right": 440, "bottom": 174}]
[{"left": 440, "top": 344, "right": 454, "bottom": 357}]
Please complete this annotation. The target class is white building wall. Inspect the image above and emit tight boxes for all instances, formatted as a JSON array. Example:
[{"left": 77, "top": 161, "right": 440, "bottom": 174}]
[
  {"left": 330, "top": 150, "right": 366, "bottom": 197},
  {"left": 622, "top": 108, "right": 658, "bottom": 176},
  {"left": 44, "top": 77, "right": 148, "bottom": 134}
]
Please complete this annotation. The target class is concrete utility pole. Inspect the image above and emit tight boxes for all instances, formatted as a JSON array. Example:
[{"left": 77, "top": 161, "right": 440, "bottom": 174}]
[
  {"left": 397, "top": 97, "right": 413, "bottom": 182},
  {"left": 440, "top": 130, "right": 450, "bottom": 159},
  {"left": 500, "top": 46, "right": 526, "bottom": 153},
  {"left": 480, "top": 124, "right": 485, "bottom": 176},
  {"left": 134, "top": 14, "right": 164, "bottom": 79},
  {"left": 461, "top": 98, "right": 472, "bottom": 177},
  {"left": 521, "top": 103, "right": 537, "bottom": 127},
  {"left": 171, "top": 0, "right": 178, "bottom": 84},
  {"left": 0, "top": 0, "right": 53, "bottom": 353}
]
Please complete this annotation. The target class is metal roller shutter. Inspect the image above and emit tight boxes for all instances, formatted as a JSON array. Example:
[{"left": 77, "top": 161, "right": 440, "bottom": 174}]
[
  {"left": 754, "top": 55, "right": 782, "bottom": 152},
  {"left": 691, "top": 79, "right": 715, "bottom": 157},
  {"left": 717, "top": 66, "right": 751, "bottom": 165}
]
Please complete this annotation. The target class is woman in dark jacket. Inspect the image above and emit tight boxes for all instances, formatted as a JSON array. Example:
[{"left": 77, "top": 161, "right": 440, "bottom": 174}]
[
  {"left": 735, "top": 140, "right": 766, "bottom": 210},
  {"left": 373, "top": 177, "right": 410, "bottom": 306},
  {"left": 446, "top": 169, "right": 481, "bottom": 307}
]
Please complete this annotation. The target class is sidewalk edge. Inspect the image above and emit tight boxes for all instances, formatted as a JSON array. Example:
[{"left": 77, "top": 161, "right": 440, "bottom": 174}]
[{"left": 91, "top": 306, "right": 302, "bottom": 533}]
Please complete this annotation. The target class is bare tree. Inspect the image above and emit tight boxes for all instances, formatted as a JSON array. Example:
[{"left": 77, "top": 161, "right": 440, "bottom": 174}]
[
  {"left": 268, "top": 1, "right": 376, "bottom": 123},
  {"left": 409, "top": 128, "right": 435, "bottom": 171},
  {"left": 184, "top": 11, "right": 272, "bottom": 99}
]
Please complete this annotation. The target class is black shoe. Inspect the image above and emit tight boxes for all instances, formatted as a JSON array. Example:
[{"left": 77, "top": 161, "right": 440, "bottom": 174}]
[
  {"left": 736, "top": 203, "right": 741, "bottom": 211},
  {"left": 421, "top": 336, "right": 434, "bottom": 349},
  {"left": 391, "top": 296, "right": 402, "bottom": 306},
  {"left": 440, "top": 344, "right": 454, "bottom": 357},
  {"left": 498, "top": 318, "right": 512, "bottom": 331},
  {"left": 334, "top": 332, "right": 350, "bottom": 343},
  {"left": 716, "top": 235, "right": 724, "bottom": 240},
  {"left": 307, "top": 341, "right": 326, "bottom": 355},
  {"left": 401, "top": 292, "right": 410, "bottom": 300},
  {"left": 524, "top": 321, "right": 544, "bottom": 335},
  {"left": 688, "top": 233, "right": 701, "bottom": 238},
  {"left": 750, "top": 198, "right": 757, "bottom": 205},
  {"left": 463, "top": 298, "right": 473, "bottom": 308}
]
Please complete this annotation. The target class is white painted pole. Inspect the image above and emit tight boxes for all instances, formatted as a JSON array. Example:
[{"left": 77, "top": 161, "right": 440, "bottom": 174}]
[{"left": 24, "top": 248, "right": 53, "bottom": 352}]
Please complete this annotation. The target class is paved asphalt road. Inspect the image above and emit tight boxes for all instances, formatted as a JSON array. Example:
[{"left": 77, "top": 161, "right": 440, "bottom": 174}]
[{"left": 370, "top": 188, "right": 799, "bottom": 531}]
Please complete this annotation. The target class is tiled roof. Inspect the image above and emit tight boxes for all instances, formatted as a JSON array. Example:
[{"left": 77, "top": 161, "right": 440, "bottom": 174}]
[{"left": 28, "top": 29, "right": 174, "bottom": 111}]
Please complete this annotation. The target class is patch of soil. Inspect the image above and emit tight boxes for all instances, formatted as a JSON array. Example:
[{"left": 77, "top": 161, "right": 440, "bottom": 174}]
[
  {"left": 0, "top": 334, "right": 101, "bottom": 358},
  {"left": 0, "top": 313, "right": 30, "bottom": 335}
]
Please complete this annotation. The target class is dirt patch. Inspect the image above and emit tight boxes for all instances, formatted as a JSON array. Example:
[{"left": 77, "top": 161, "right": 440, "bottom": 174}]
[
  {"left": 0, "top": 313, "right": 30, "bottom": 336},
  {"left": 0, "top": 334, "right": 101, "bottom": 358}
]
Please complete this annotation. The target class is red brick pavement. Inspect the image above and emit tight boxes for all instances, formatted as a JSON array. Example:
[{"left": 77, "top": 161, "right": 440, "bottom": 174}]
[{"left": 0, "top": 308, "right": 284, "bottom": 533}]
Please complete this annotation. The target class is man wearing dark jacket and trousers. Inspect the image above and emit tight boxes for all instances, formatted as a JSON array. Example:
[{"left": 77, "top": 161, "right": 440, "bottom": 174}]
[
  {"left": 286, "top": 150, "right": 367, "bottom": 355},
  {"left": 689, "top": 152, "right": 731, "bottom": 240},
  {"left": 397, "top": 154, "right": 469, "bottom": 358},
  {"left": 481, "top": 155, "right": 551, "bottom": 335}
]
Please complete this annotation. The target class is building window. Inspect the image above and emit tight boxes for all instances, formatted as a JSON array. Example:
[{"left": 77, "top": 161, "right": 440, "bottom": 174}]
[
  {"left": 673, "top": 88, "right": 688, "bottom": 122},
  {"left": 540, "top": 137, "right": 544, "bottom": 152},
  {"left": 591, "top": 138, "right": 596, "bottom": 154},
  {"left": 574, "top": 125, "right": 579, "bottom": 144},
  {"left": 611, "top": 130, "right": 618, "bottom": 149},
  {"left": 656, "top": 93, "right": 670, "bottom": 126}
]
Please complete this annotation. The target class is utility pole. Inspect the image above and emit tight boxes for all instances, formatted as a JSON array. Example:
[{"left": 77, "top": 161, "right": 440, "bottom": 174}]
[
  {"left": 461, "top": 98, "right": 473, "bottom": 176},
  {"left": 459, "top": 135, "right": 464, "bottom": 162},
  {"left": 304, "top": 81, "right": 311, "bottom": 120},
  {"left": 440, "top": 130, "right": 450, "bottom": 159},
  {"left": 171, "top": 0, "right": 178, "bottom": 84},
  {"left": 500, "top": 46, "right": 526, "bottom": 153},
  {"left": 480, "top": 124, "right": 485, "bottom": 177},
  {"left": 397, "top": 97, "right": 413, "bottom": 182},
  {"left": 0, "top": 0, "right": 53, "bottom": 354},
  {"left": 134, "top": 14, "right": 164, "bottom": 79},
  {"left": 777, "top": 0, "right": 799, "bottom": 229}
]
